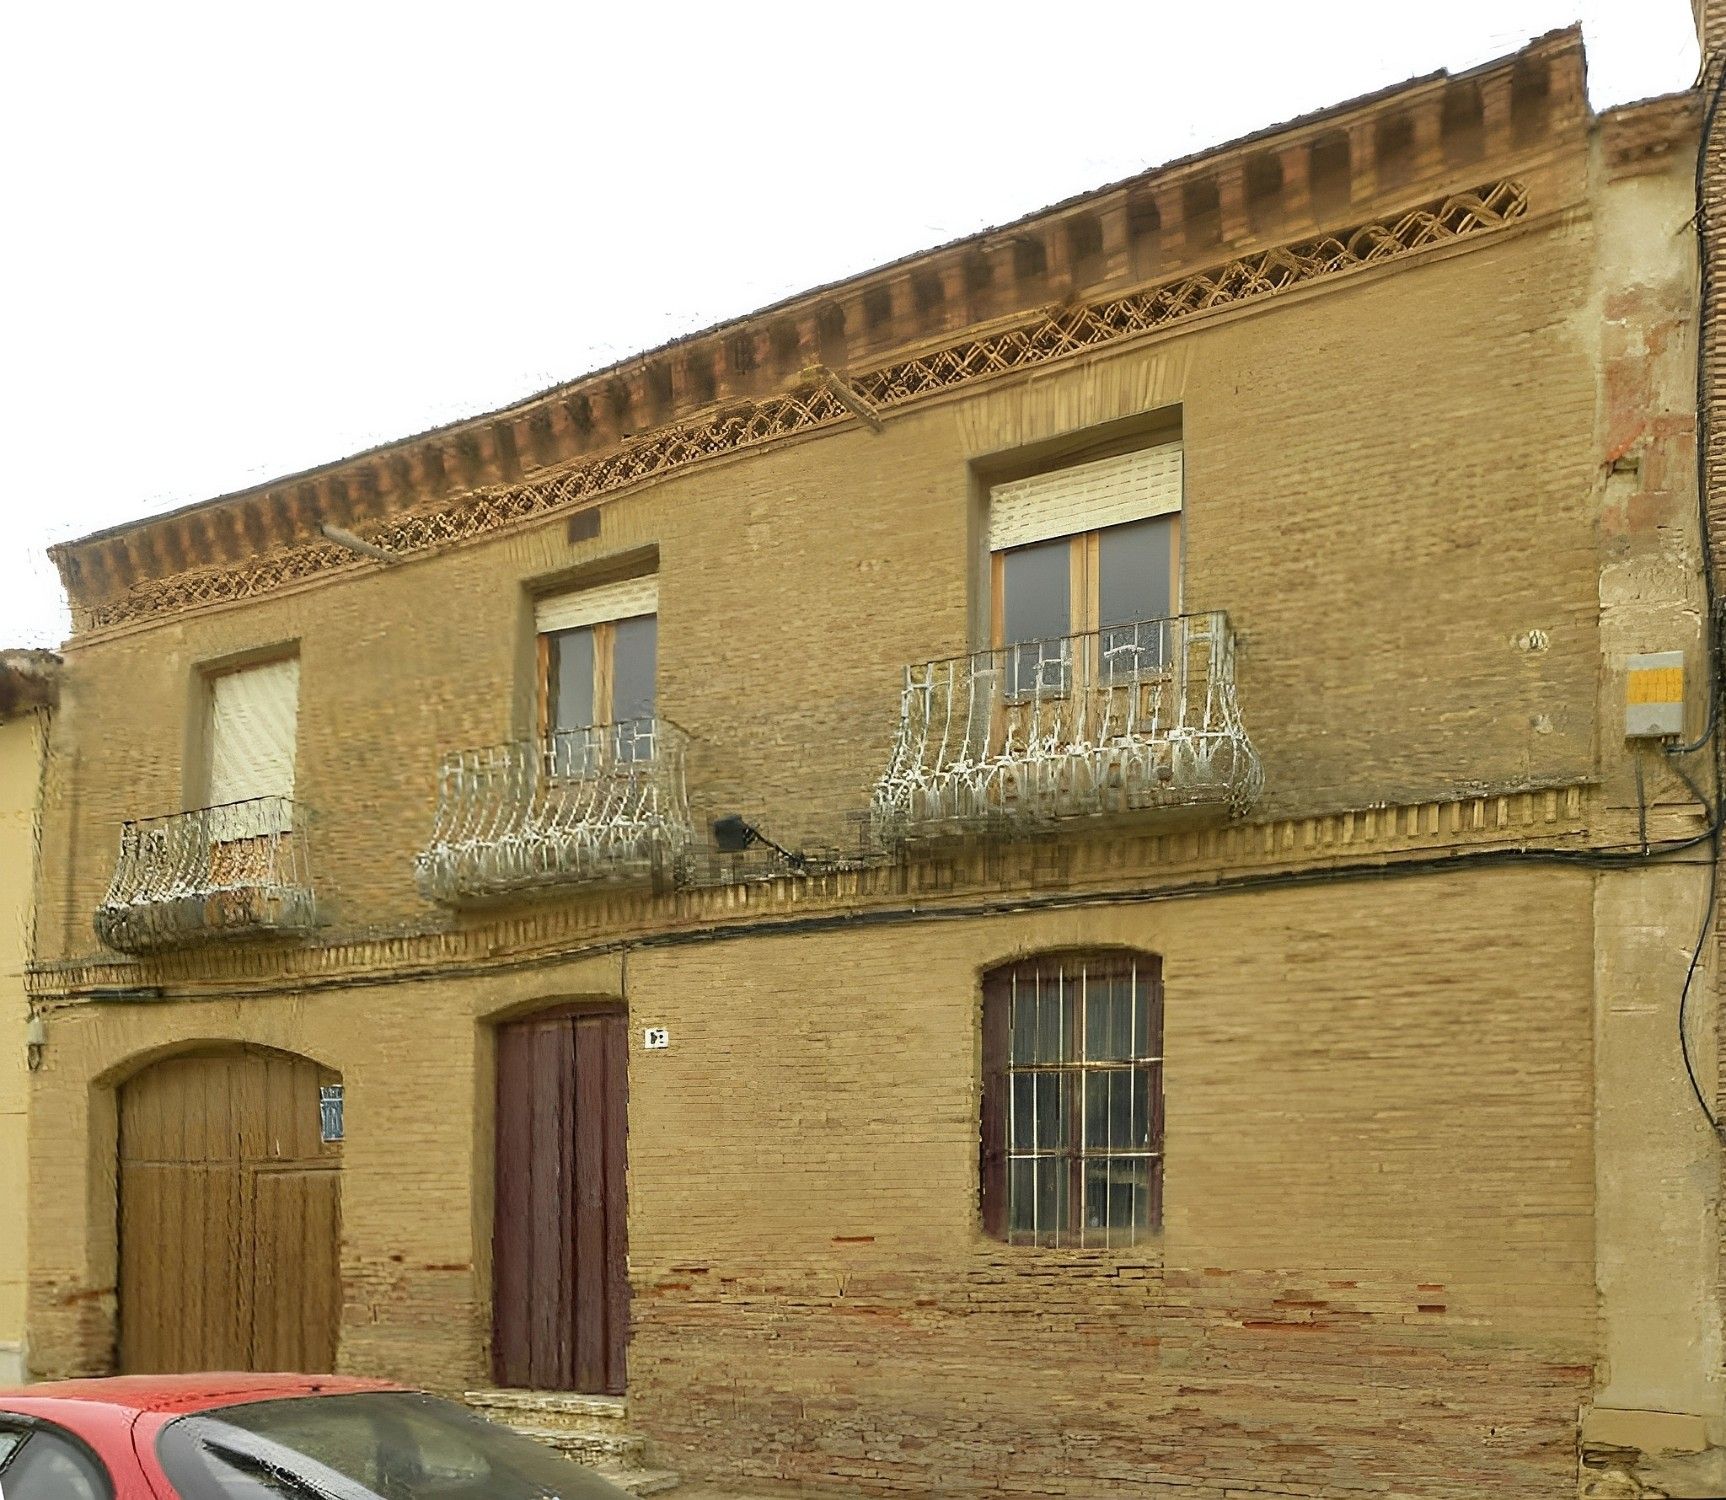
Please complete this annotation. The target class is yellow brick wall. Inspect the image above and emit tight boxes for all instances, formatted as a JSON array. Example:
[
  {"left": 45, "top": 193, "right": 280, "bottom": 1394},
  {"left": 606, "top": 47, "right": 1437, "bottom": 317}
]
[
  {"left": 27, "top": 869, "right": 1593, "bottom": 1496},
  {"left": 35, "top": 209, "right": 1601, "bottom": 960},
  {"left": 0, "top": 712, "right": 42, "bottom": 1384},
  {"left": 29, "top": 82, "right": 1709, "bottom": 1500}
]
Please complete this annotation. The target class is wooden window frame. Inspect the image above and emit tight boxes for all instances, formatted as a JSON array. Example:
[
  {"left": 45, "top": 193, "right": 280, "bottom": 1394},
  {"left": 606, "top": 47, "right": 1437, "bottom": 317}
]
[
  {"left": 980, "top": 951, "right": 1165, "bottom": 1248},
  {"left": 989, "top": 521, "right": 1183, "bottom": 654},
  {"left": 537, "top": 620, "right": 624, "bottom": 741}
]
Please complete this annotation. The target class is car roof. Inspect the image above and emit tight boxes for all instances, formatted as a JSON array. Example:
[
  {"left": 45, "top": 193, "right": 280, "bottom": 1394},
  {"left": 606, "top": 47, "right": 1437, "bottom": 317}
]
[{"left": 0, "top": 1373, "right": 406, "bottom": 1416}]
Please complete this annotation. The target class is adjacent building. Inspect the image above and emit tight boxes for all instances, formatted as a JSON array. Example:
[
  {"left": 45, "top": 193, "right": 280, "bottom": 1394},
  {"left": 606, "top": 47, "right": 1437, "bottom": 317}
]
[
  {"left": 1, "top": 650, "right": 58, "bottom": 1386},
  {"left": 21, "top": 28, "right": 1726, "bottom": 1499}
]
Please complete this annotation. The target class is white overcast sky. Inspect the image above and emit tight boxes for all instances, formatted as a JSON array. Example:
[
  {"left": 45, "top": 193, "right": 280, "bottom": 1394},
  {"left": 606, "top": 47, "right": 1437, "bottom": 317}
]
[{"left": 0, "top": 1, "right": 1701, "bottom": 649}]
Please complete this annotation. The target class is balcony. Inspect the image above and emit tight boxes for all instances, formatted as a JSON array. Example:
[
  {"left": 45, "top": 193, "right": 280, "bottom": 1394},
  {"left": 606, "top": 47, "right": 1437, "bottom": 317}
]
[
  {"left": 416, "top": 717, "right": 693, "bottom": 905},
  {"left": 872, "top": 612, "right": 1261, "bottom": 841},
  {"left": 95, "top": 796, "right": 316, "bottom": 954}
]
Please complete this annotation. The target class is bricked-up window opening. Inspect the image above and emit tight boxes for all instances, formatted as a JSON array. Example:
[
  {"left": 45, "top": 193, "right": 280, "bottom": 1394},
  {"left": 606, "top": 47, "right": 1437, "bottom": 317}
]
[{"left": 981, "top": 952, "right": 1164, "bottom": 1247}]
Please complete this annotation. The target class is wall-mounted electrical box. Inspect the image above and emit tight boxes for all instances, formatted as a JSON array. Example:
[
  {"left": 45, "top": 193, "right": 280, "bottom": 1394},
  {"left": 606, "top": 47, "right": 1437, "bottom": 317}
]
[{"left": 1625, "top": 651, "right": 1685, "bottom": 739}]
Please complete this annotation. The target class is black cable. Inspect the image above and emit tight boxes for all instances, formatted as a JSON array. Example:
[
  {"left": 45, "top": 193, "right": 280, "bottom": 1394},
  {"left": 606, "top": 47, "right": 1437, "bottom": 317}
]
[
  {"left": 1667, "top": 751, "right": 1718, "bottom": 825},
  {"left": 1679, "top": 846, "right": 1724, "bottom": 1140},
  {"left": 1635, "top": 746, "right": 1649, "bottom": 855},
  {"left": 1690, "top": 44, "right": 1726, "bottom": 1139},
  {"left": 33, "top": 827, "right": 1726, "bottom": 1007}
]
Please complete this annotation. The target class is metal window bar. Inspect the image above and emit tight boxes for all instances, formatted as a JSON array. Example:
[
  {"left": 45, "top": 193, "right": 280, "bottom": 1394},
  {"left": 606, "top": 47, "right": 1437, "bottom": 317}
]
[
  {"left": 94, "top": 795, "right": 315, "bottom": 954},
  {"left": 415, "top": 716, "right": 694, "bottom": 904},
  {"left": 873, "top": 610, "right": 1261, "bottom": 841},
  {"left": 1004, "top": 955, "right": 1163, "bottom": 1247}
]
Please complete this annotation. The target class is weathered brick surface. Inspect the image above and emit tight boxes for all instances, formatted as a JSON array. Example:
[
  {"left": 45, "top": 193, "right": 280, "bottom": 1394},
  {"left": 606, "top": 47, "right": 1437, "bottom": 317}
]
[
  {"left": 28, "top": 873, "right": 1593, "bottom": 1496},
  {"left": 33, "top": 210, "right": 1603, "bottom": 955},
  {"left": 21, "top": 38, "right": 1715, "bottom": 1500}
]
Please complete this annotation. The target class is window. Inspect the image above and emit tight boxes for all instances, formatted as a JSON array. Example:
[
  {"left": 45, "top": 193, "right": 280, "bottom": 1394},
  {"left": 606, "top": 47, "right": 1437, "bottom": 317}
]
[
  {"left": 535, "top": 575, "right": 659, "bottom": 767},
  {"left": 203, "top": 655, "right": 299, "bottom": 849},
  {"left": 980, "top": 951, "right": 1164, "bottom": 1247},
  {"left": 989, "top": 443, "right": 1182, "bottom": 693},
  {"left": 157, "top": 1391, "right": 624, "bottom": 1500},
  {"left": 0, "top": 1422, "right": 113, "bottom": 1499}
]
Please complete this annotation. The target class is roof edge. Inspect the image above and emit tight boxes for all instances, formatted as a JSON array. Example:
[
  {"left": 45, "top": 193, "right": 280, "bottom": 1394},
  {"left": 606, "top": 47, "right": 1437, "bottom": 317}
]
[{"left": 54, "top": 25, "right": 1590, "bottom": 617}]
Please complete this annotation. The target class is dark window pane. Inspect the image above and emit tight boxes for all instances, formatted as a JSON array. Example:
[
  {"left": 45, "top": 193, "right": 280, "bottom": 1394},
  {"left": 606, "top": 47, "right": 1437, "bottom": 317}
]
[
  {"left": 1001, "top": 539, "right": 1071, "bottom": 645},
  {"left": 1007, "top": 1069, "right": 1073, "bottom": 1152},
  {"left": 1083, "top": 1155, "right": 1150, "bottom": 1240},
  {"left": 1098, "top": 516, "right": 1174, "bottom": 628},
  {"left": 1035, "top": 973, "right": 1070, "bottom": 1062},
  {"left": 1009, "top": 977, "right": 1038, "bottom": 1064},
  {"left": 1085, "top": 970, "right": 1147, "bottom": 1061},
  {"left": 1001, "top": 540, "right": 1070, "bottom": 696},
  {"left": 1035, "top": 1071, "right": 1070, "bottom": 1150},
  {"left": 548, "top": 627, "right": 595, "bottom": 734},
  {"left": 1009, "top": 1155, "right": 1072, "bottom": 1242},
  {"left": 1038, "top": 1156, "right": 1071, "bottom": 1240},
  {"left": 1004, "top": 636, "right": 1072, "bottom": 699},
  {"left": 1008, "top": 1157, "right": 1037, "bottom": 1236},
  {"left": 611, "top": 614, "right": 657, "bottom": 723},
  {"left": 1099, "top": 517, "right": 1175, "bottom": 676},
  {"left": 1010, "top": 1071, "right": 1035, "bottom": 1150},
  {"left": 1084, "top": 1066, "right": 1147, "bottom": 1151}
]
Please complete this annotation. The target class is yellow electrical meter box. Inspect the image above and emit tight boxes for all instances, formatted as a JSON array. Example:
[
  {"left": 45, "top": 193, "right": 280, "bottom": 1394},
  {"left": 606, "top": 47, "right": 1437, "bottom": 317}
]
[{"left": 1625, "top": 651, "right": 1685, "bottom": 739}]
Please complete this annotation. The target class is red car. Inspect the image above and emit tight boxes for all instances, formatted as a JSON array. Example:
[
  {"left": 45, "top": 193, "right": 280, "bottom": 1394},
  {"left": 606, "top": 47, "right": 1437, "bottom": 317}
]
[{"left": 0, "top": 1373, "right": 631, "bottom": 1498}]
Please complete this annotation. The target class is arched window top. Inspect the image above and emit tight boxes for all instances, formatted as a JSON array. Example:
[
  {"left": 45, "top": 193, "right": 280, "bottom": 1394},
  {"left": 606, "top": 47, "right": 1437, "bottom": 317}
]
[{"left": 980, "top": 949, "right": 1164, "bottom": 1247}]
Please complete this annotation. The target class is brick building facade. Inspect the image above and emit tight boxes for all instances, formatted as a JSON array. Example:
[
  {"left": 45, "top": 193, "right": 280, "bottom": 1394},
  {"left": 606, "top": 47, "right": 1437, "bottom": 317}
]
[
  {"left": 23, "top": 29, "right": 1726, "bottom": 1499},
  {"left": 0, "top": 650, "right": 57, "bottom": 1386}
]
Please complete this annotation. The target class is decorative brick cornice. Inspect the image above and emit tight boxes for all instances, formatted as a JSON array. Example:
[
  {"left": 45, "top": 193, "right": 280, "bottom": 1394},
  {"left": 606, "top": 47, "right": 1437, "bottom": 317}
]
[
  {"left": 54, "top": 30, "right": 1586, "bottom": 635},
  {"left": 28, "top": 780, "right": 1600, "bottom": 1001},
  {"left": 0, "top": 648, "right": 59, "bottom": 719},
  {"left": 1598, "top": 92, "right": 1700, "bottom": 181},
  {"left": 79, "top": 178, "right": 1530, "bottom": 634}
]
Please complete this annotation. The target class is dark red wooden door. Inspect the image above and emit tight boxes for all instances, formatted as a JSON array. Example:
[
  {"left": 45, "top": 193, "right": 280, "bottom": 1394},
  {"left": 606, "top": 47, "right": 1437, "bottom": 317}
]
[{"left": 492, "top": 1008, "right": 628, "bottom": 1392}]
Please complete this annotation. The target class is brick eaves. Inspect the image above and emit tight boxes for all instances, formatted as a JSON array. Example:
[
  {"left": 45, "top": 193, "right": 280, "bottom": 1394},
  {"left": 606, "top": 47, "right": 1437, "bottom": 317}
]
[{"left": 53, "top": 27, "right": 1589, "bottom": 622}]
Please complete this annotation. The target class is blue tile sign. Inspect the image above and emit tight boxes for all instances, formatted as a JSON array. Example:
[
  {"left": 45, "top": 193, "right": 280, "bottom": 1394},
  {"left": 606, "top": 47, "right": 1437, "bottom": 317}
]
[{"left": 320, "top": 1084, "right": 344, "bottom": 1143}]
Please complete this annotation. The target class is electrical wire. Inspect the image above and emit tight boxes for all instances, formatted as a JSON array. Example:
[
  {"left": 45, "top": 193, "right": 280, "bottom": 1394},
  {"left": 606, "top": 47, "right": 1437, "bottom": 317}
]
[
  {"left": 1685, "top": 43, "right": 1726, "bottom": 1139},
  {"left": 31, "top": 65, "right": 1726, "bottom": 1157},
  {"left": 32, "top": 828, "right": 1726, "bottom": 1009},
  {"left": 1679, "top": 845, "right": 1723, "bottom": 1140}
]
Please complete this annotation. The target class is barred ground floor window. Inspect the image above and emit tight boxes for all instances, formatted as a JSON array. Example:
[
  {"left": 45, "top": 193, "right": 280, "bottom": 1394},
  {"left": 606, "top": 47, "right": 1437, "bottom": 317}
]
[{"left": 981, "top": 950, "right": 1164, "bottom": 1246}]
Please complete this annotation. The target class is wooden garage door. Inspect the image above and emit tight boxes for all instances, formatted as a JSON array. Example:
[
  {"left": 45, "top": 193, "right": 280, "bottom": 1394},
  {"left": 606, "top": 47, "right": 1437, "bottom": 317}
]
[
  {"left": 492, "top": 1008, "right": 628, "bottom": 1393},
  {"left": 119, "top": 1048, "right": 341, "bottom": 1374}
]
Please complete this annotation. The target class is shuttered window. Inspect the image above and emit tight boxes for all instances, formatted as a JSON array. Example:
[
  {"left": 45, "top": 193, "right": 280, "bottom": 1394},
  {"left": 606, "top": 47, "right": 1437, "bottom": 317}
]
[
  {"left": 207, "top": 658, "right": 299, "bottom": 828},
  {"left": 989, "top": 444, "right": 1182, "bottom": 664},
  {"left": 535, "top": 575, "right": 659, "bottom": 635},
  {"left": 535, "top": 575, "right": 659, "bottom": 764},
  {"left": 988, "top": 443, "right": 1182, "bottom": 551}
]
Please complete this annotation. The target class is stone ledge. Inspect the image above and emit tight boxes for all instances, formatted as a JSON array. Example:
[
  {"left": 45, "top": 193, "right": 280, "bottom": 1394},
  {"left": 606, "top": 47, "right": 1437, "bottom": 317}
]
[
  {"left": 1582, "top": 1407, "right": 1711, "bottom": 1456},
  {"left": 26, "top": 782, "right": 1606, "bottom": 1002}
]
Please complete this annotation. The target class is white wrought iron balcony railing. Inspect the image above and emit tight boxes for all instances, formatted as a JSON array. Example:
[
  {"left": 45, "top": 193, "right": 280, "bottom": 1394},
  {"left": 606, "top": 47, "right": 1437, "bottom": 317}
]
[
  {"left": 415, "top": 717, "right": 694, "bottom": 904},
  {"left": 95, "top": 796, "right": 316, "bottom": 954},
  {"left": 871, "top": 611, "right": 1262, "bottom": 841}
]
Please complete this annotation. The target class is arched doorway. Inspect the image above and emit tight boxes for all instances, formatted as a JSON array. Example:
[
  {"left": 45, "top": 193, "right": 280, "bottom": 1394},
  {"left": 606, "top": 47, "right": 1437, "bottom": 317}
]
[{"left": 117, "top": 1046, "right": 341, "bottom": 1374}]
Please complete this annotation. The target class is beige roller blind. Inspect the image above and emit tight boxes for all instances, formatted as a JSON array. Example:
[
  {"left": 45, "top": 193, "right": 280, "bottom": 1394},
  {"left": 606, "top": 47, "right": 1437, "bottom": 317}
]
[
  {"left": 207, "top": 658, "right": 300, "bottom": 819},
  {"left": 535, "top": 575, "right": 659, "bottom": 634},
  {"left": 988, "top": 442, "right": 1183, "bottom": 551}
]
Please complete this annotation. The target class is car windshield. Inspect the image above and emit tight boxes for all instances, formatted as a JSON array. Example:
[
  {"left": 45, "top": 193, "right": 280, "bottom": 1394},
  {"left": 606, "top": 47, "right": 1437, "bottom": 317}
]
[{"left": 157, "top": 1391, "right": 629, "bottom": 1500}]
